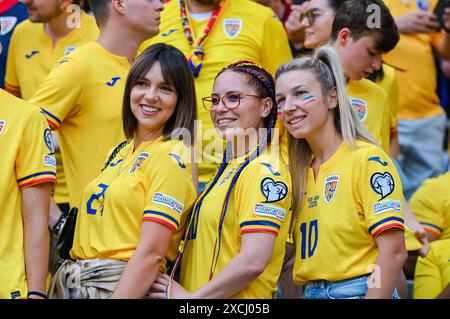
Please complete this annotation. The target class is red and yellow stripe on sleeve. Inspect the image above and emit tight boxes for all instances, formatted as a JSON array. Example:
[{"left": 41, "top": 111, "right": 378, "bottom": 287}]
[
  {"left": 369, "top": 216, "right": 405, "bottom": 239},
  {"left": 143, "top": 210, "right": 179, "bottom": 233},
  {"left": 420, "top": 222, "right": 442, "bottom": 238},
  {"left": 240, "top": 220, "right": 280, "bottom": 236},
  {"left": 40, "top": 109, "right": 62, "bottom": 130},
  {"left": 17, "top": 171, "right": 57, "bottom": 189}
]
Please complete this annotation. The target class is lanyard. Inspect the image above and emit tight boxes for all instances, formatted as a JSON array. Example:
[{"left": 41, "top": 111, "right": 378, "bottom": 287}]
[{"left": 179, "top": 0, "right": 223, "bottom": 78}]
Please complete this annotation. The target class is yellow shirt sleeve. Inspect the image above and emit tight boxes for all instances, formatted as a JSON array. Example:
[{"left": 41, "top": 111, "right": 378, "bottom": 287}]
[
  {"left": 16, "top": 108, "right": 57, "bottom": 189},
  {"left": 414, "top": 245, "right": 443, "bottom": 299},
  {"left": 29, "top": 56, "right": 85, "bottom": 130},
  {"left": 142, "top": 147, "right": 196, "bottom": 234},
  {"left": 260, "top": 14, "right": 293, "bottom": 75},
  {"left": 235, "top": 159, "right": 291, "bottom": 237},
  {"left": 4, "top": 27, "right": 20, "bottom": 92},
  {"left": 355, "top": 146, "right": 405, "bottom": 239}
]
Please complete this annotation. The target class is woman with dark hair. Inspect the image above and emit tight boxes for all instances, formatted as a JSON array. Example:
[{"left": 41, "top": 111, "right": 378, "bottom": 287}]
[
  {"left": 149, "top": 61, "right": 291, "bottom": 299},
  {"left": 49, "top": 43, "right": 197, "bottom": 299}
]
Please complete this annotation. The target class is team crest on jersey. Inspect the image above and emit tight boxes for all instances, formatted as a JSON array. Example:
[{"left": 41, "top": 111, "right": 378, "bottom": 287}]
[
  {"left": 0, "top": 120, "right": 6, "bottom": 135},
  {"left": 223, "top": 19, "right": 242, "bottom": 39},
  {"left": 323, "top": 175, "right": 339, "bottom": 203},
  {"left": 129, "top": 152, "right": 149, "bottom": 174},
  {"left": 350, "top": 98, "right": 368, "bottom": 121},
  {"left": 44, "top": 129, "right": 55, "bottom": 154},
  {"left": 371, "top": 172, "right": 395, "bottom": 200},
  {"left": 152, "top": 192, "right": 184, "bottom": 214},
  {"left": 254, "top": 203, "right": 285, "bottom": 221},
  {"left": 63, "top": 46, "right": 76, "bottom": 56},
  {"left": 0, "top": 17, "right": 17, "bottom": 36},
  {"left": 260, "top": 177, "right": 288, "bottom": 203}
]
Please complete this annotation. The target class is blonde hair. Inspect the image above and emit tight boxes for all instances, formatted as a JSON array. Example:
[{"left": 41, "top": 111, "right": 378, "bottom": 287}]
[{"left": 275, "top": 45, "right": 377, "bottom": 225}]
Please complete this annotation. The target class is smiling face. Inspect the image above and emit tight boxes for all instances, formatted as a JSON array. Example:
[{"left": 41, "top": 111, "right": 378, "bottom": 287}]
[
  {"left": 301, "top": 0, "right": 335, "bottom": 49},
  {"left": 130, "top": 61, "right": 178, "bottom": 139},
  {"left": 210, "top": 71, "right": 272, "bottom": 141},
  {"left": 275, "top": 70, "right": 337, "bottom": 139}
]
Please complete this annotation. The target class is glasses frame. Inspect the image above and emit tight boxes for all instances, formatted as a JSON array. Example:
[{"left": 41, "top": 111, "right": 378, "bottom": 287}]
[
  {"left": 202, "top": 92, "right": 263, "bottom": 111},
  {"left": 300, "top": 8, "right": 326, "bottom": 25}
]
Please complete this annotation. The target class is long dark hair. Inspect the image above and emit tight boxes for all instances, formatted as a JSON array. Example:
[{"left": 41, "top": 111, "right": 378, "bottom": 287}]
[{"left": 122, "top": 43, "right": 197, "bottom": 145}]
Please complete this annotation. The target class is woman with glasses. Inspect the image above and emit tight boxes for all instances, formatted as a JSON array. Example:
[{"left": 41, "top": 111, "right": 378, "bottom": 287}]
[
  {"left": 275, "top": 45, "right": 406, "bottom": 299},
  {"left": 149, "top": 61, "right": 292, "bottom": 299},
  {"left": 49, "top": 43, "right": 197, "bottom": 299}
]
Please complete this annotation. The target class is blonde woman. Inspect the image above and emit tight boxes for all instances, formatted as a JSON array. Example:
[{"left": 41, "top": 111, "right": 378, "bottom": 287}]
[{"left": 275, "top": 45, "right": 407, "bottom": 299}]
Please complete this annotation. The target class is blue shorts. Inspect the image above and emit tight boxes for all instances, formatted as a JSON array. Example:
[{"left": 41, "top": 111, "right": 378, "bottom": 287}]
[{"left": 302, "top": 275, "right": 401, "bottom": 299}]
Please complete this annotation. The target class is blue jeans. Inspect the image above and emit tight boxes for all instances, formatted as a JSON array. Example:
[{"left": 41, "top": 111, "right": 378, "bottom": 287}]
[{"left": 302, "top": 275, "right": 401, "bottom": 299}]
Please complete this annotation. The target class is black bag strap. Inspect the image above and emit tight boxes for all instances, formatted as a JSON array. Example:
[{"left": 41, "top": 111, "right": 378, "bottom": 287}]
[{"left": 101, "top": 140, "right": 129, "bottom": 172}]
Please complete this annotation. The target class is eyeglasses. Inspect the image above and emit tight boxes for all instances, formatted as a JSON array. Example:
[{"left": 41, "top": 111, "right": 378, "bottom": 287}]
[
  {"left": 300, "top": 8, "right": 329, "bottom": 25},
  {"left": 202, "top": 92, "right": 263, "bottom": 111}
]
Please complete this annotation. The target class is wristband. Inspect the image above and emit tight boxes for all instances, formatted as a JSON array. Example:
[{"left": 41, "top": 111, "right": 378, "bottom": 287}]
[{"left": 27, "top": 291, "right": 48, "bottom": 299}]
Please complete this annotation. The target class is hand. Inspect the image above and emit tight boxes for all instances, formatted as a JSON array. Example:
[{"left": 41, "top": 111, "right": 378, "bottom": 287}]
[
  {"left": 285, "top": 3, "right": 309, "bottom": 48},
  {"left": 443, "top": 8, "right": 450, "bottom": 32},
  {"left": 395, "top": 11, "right": 440, "bottom": 34},
  {"left": 415, "top": 228, "right": 430, "bottom": 257},
  {"left": 148, "top": 273, "right": 193, "bottom": 299}
]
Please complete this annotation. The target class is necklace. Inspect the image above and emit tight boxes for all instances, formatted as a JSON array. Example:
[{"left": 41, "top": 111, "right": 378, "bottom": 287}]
[
  {"left": 179, "top": 0, "right": 223, "bottom": 78},
  {"left": 97, "top": 138, "right": 159, "bottom": 214}
]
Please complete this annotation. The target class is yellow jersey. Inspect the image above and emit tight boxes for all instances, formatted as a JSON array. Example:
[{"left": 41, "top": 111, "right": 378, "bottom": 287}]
[
  {"left": 71, "top": 138, "right": 196, "bottom": 263},
  {"left": 141, "top": 0, "right": 293, "bottom": 183},
  {"left": 5, "top": 12, "right": 99, "bottom": 205},
  {"left": 347, "top": 79, "right": 391, "bottom": 153},
  {"left": 409, "top": 172, "right": 450, "bottom": 239},
  {"left": 383, "top": 0, "right": 445, "bottom": 120},
  {"left": 414, "top": 238, "right": 450, "bottom": 299},
  {"left": 180, "top": 146, "right": 291, "bottom": 298},
  {"left": 0, "top": 89, "right": 57, "bottom": 299},
  {"left": 292, "top": 141, "right": 405, "bottom": 285},
  {"left": 30, "top": 42, "right": 130, "bottom": 208}
]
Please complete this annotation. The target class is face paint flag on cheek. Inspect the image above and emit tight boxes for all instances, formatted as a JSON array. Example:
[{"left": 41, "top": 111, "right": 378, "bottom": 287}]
[
  {"left": 277, "top": 105, "right": 283, "bottom": 117},
  {"left": 301, "top": 95, "right": 316, "bottom": 107}
]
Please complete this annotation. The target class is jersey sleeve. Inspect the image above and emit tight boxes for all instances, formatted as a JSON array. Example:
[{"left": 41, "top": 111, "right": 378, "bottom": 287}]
[
  {"left": 235, "top": 159, "right": 291, "bottom": 237},
  {"left": 4, "top": 27, "right": 20, "bottom": 93},
  {"left": 260, "top": 13, "right": 293, "bottom": 75},
  {"left": 16, "top": 108, "right": 57, "bottom": 189},
  {"left": 356, "top": 147, "right": 405, "bottom": 239},
  {"left": 409, "top": 180, "right": 445, "bottom": 238},
  {"left": 142, "top": 146, "right": 196, "bottom": 233},
  {"left": 413, "top": 245, "right": 443, "bottom": 299},
  {"left": 29, "top": 56, "right": 84, "bottom": 130}
]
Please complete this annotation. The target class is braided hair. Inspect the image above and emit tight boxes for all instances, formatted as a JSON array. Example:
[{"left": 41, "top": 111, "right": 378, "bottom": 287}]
[{"left": 168, "top": 61, "right": 279, "bottom": 284}]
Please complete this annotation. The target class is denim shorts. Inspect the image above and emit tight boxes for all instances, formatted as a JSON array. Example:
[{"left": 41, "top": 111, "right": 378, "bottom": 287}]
[{"left": 302, "top": 275, "right": 401, "bottom": 299}]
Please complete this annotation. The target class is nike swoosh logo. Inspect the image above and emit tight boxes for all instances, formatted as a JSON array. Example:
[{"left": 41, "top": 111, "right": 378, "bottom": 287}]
[
  {"left": 162, "top": 29, "right": 178, "bottom": 37},
  {"left": 25, "top": 50, "right": 39, "bottom": 59},
  {"left": 368, "top": 156, "right": 388, "bottom": 166},
  {"left": 106, "top": 77, "right": 121, "bottom": 87}
]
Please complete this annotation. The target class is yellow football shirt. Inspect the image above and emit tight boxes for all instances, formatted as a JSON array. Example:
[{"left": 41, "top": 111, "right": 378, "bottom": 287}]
[
  {"left": 141, "top": 0, "right": 293, "bottom": 183},
  {"left": 414, "top": 238, "right": 450, "bottom": 299},
  {"left": 409, "top": 172, "right": 450, "bottom": 239},
  {"left": 0, "top": 89, "right": 57, "bottom": 299},
  {"left": 30, "top": 42, "right": 130, "bottom": 208},
  {"left": 180, "top": 146, "right": 291, "bottom": 298},
  {"left": 292, "top": 141, "right": 405, "bottom": 285},
  {"left": 71, "top": 138, "right": 196, "bottom": 263},
  {"left": 5, "top": 12, "right": 98, "bottom": 205},
  {"left": 347, "top": 79, "right": 391, "bottom": 153},
  {"left": 383, "top": 0, "right": 445, "bottom": 120}
]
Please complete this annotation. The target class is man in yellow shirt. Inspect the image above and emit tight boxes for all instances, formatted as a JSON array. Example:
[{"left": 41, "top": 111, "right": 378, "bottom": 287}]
[
  {"left": 30, "top": 0, "right": 163, "bottom": 209},
  {"left": 5, "top": 0, "right": 99, "bottom": 221},
  {"left": 384, "top": 0, "right": 450, "bottom": 199},
  {"left": 140, "top": 0, "right": 293, "bottom": 189},
  {"left": 1, "top": 39, "right": 56, "bottom": 298}
]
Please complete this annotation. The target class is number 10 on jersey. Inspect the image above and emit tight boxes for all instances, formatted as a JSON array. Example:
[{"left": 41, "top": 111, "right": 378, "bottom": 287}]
[{"left": 299, "top": 219, "right": 319, "bottom": 260}]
